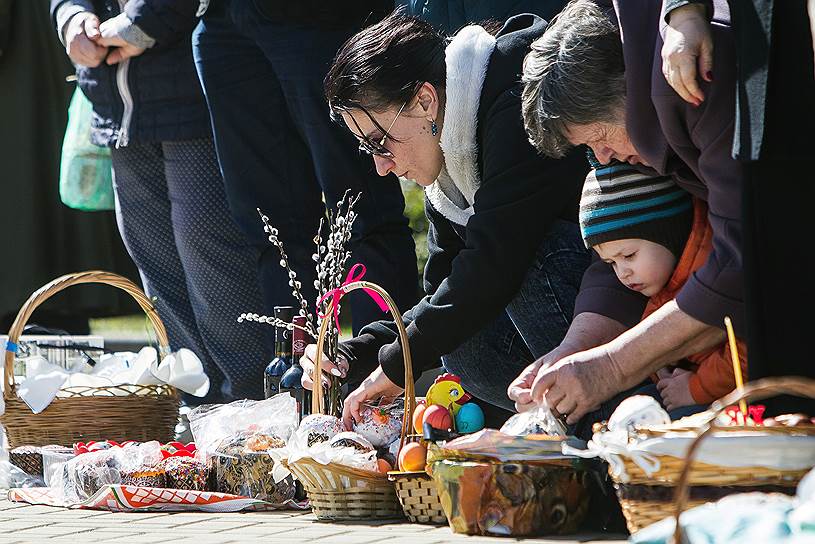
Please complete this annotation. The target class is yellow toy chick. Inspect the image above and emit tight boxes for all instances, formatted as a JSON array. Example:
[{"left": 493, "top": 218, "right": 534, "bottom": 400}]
[{"left": 426, "top": 373, "right": 472, "bottom": 416}]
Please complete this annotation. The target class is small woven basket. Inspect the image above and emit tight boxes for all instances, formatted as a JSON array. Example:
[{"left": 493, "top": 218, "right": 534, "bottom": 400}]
[
  {"left": 611, "top": 378, "right": 815, "bottom": 534},
  {"left": 285, "top": 281, "right": 406, "bottom": 521},
  {"left": 0, "top": 271, "right": 179, "bottom": 448},
  {"left": 390, "top": 470, "right": 447, "bottom": 524},
  {"left": 387, "top": 415, "right": 445, "bottom": 522}
]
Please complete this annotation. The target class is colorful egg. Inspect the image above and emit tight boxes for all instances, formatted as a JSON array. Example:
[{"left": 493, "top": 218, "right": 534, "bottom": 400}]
[
  {"left": 412, "top": 404, "right": 427, "bottom": 434},
  {"left": 423, "top": 404, "right": 453, "bottom": 431},
  {"left": 398, "top": 442, "right": 427, "bottom": 472},
  {"left": 454, "top": 403, "right": 485, "bottom": 433}
]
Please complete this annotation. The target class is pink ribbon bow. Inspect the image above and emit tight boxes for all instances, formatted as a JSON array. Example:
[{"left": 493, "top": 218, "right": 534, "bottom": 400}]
[{"left": 317, "top": 264, "right": 389, "bottom": 330}]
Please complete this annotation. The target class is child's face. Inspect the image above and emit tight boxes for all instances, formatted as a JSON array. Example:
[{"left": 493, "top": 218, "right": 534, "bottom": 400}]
[{"left": 594, "top": 239, "right": 677, "bottom": 297}]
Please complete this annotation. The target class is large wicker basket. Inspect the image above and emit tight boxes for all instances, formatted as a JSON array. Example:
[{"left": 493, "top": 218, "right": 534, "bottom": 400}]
[
  {"left": 670, "top": 378, "right": 815, "bottom": 542},
  {"left": 611, "top": 378, "right": 815, "bottom": 534},
  {"left": 1, "top": 271, "right": 180, "bottom": 448},
  {"left": 284, "top": 280, "right": 405, "bottom": 521}
]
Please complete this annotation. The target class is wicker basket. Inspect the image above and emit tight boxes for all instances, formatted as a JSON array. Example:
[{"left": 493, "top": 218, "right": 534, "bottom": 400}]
[
  {"left": 669, "top": 378, "right": 815, "bottom": 542},
  {"left": 390, "top": 471, "right": 447, "bottom": 524},
  {"left": 611, "top": 378, "right": 815, "bottom": 534},
  {"left": 387, "top": 428, "right": 445, "bottom": 521},
  {"left": 1, "top": 271, "right": 180, "bottom": 448},
  {"left": 285, "top": 281, "right": 406, "bottom": 521}
]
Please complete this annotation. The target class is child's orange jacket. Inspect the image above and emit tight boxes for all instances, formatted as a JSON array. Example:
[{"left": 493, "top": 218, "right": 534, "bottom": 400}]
[{"left": 643, "top": 199, "right": 748, "bottom": 404}]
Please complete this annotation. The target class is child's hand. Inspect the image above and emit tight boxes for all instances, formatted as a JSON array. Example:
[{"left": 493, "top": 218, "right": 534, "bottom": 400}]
[{"left": 656, "top": 368, "right": 695, "bottom": 411}]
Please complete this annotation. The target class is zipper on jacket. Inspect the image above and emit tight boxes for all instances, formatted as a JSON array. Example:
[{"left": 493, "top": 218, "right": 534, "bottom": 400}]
[
  {"left": 114, "top": 0, "right": 133, "bottom": 148},
  {"left": 114, "top": 58, "right": 133, "bottom": 148}
]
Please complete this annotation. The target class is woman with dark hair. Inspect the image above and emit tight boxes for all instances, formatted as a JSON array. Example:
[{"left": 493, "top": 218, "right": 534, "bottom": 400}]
[
  {"left": 510, "top": 0, "right": 744, "bottom": 425},
  {"left": 300, "top": 12, "right": 590, "bottom": 427}
]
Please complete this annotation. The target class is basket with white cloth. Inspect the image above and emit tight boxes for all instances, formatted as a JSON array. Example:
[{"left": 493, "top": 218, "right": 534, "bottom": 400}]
[{"left": 566, "top": 378, "right": 815, "bottom": 533}]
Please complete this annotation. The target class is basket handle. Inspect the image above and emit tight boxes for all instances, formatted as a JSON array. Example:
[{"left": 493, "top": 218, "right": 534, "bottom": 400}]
[
  {"left": 312, "top": 280, "right": 416, "bottom": 448},
  {"left": 671, "top": 377, "right": 815, "bottom": 543},
  {"left": 3, "top": 270, "right": 171, "bottom": 400}
]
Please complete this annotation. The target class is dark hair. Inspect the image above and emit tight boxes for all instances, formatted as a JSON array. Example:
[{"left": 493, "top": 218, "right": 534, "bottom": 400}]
[
  {"left": 324, "top": 11, "right": 447, "bottom": 138},
  {"left": 521, "top": 0, "right": 626, "bottom": 157}
]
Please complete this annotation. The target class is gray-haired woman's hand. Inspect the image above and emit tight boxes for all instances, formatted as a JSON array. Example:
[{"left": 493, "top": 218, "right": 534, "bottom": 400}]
[{"left": 661, "top": 3, "right": 714, "bottom": 106}]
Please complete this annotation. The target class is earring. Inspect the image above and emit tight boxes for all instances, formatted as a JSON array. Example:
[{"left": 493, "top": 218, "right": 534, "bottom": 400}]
[{"left": 431, "top": 120, "right": 438, "bottom": 136}]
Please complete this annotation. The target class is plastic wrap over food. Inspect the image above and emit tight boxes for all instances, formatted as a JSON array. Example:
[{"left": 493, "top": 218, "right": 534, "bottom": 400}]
[
  {"left": 209, "top": 432, "right": 295, "bottom": 504},
  {"left": 56, "top": 448, "right": 122, "bottom": 502},
  {"left": 353, "top": 397, "right": 404, "bottom": 447},
  {"left": 118, "top": 442, "right": 167, "bottom": 488},
  {"left": 429, "top": 429, "right": 586, "bottom": 464},
  {"left": 501, "top": 401, "right": 567, "bottom": 437},
  {"left": 188, "top": 394, "right": 298, "bottom": 456},
  {"left": 0, "top": 460, "right": 44, "bottom": 489},
  {"left": 294, "top": 414, "right": 344, "bottom": 447},
  {"left": 286, "top": 420, "right": 378, "bottom": 474},
  {"left": 430, "top": 458, "right": 591, "bottom": 536}
]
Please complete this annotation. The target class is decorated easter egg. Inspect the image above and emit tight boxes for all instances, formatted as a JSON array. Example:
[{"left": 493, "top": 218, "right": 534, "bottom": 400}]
[
  {"left": 423, "top": 404, "right": 453, "bottom": 431},
  {"left": 398, "top": 442, "right": 427, "bottom": 472},
  {"left": 412, "top": 403, "right": 427, "bottom": 434},
  {"left": 454, "top": 403, "right": 485, "bottom": 433}
]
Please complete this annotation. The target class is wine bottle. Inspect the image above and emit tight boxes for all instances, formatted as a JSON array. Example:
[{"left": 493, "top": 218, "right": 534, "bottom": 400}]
[
  {"left": 280, "top": 315, "right": 311, "bottom": 421},
  {"left": 263, "top": 306, "right": 293, "bottom": 399}
]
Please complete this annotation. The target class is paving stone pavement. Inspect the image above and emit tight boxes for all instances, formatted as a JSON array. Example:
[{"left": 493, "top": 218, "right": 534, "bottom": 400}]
[{"left": 0, "top": 498, "right": 628, "bottom": 544}]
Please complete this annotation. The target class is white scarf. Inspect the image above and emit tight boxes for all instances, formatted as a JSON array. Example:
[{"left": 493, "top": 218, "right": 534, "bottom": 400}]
[{"left": 424, "top": 25, "right": 497, "bottom": 226}]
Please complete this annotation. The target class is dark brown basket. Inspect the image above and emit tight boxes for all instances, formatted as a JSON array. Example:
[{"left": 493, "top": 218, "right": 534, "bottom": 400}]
[{"left": 1, "top": 271, "right": 180, "bottom": 448}]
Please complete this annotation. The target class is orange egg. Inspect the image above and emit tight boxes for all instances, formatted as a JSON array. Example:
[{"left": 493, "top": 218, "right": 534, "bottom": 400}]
[
  {"left": 377, "top": 458, "right": 393, "bottom": 473},
  {"left": 398, "top": 442, "right": 427, "bottom": 472},
  {"left": 412, "top": 404, "right": 427, "bottom": 434},
  {"left": 423, "top": 404, "right": 453, "bottom": 431}
]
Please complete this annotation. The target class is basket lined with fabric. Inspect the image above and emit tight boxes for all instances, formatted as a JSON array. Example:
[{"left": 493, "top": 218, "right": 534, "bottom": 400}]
[
  {"left": 1, "top": 271, "right": 179, "bottom": 448},
  {"left": 601, "top": 378, "right": 815, "bottom": 533},
  {"left": 284, "top": 281, "right": 407, "bottom": 521}
]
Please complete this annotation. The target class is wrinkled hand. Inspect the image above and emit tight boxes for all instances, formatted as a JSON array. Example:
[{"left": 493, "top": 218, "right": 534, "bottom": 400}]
[
  {"left": 530, "top": 347, "right": 622, "bottom": 425},
  {"left": 662, "top": 3, "right": 713, "bottom": 106},
  {"left": 300, "top": 343, "right": 349, "bottom": 391},
  {"left": 96, "top": 19, "right": 145, "bottom": 65},
  {"left": 656, "top": 367, "right": 695, "bottom": 411},
  {"left": 508, "top": 359, "right": 547, "bottom": 413},
  {"left": 341, "top": 366, "right": 403, "bottom": 430},
  {"left": 64, "top": 12, "right": 108, "bottom": 67}
]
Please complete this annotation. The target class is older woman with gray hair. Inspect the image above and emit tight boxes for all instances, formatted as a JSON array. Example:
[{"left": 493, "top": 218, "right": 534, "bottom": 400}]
[{"left": 508, "top": 0, "right": 745, "bottom": 426}]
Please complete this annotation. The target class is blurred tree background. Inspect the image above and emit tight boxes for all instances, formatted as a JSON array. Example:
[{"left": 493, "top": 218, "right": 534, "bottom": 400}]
[{"left": 400, "top": 180, "right": 429, "bottom": 278}]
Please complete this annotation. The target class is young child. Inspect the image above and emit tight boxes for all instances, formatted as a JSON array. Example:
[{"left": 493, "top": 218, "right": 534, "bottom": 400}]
[{"left": 579, "top": 162, "right": 748, "bottom": 415}]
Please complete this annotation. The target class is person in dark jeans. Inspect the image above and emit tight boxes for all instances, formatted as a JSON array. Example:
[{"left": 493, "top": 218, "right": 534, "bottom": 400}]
[
  {"left": 192, "top": 0, "right": 420, "bottom": 335},
  {"left": 50, "top": 0, "right": 271, "bottom": 403}
]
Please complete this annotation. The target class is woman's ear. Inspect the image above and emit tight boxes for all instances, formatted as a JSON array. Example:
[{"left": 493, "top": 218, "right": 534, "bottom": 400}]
[{"left": 416, "top": 82, "right": 439, "bottom": 120}]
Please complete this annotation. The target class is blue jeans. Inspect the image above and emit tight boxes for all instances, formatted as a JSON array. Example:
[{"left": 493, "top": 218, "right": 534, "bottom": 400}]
[
  {"left": 442, "top": 220, "right": 591, "bottom": 412},
  {"left": 192, "top": 0, "right": 419, "bottom": 333}
]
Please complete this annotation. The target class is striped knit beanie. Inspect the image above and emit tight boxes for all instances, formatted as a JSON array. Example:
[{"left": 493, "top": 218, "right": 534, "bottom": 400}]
[{"left": 579, "top": 162, "right": 693, "bottom": 259}]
